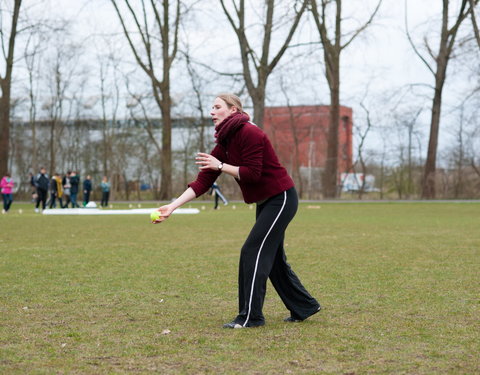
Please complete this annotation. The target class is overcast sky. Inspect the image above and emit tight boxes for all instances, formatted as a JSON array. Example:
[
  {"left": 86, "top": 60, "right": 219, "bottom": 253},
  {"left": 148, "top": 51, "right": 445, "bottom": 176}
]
[
  {"left": 21, "top": 0, "right": 479, "bottom": 162},
  {"left": 45, "top": 0, "right": 447, "bottom": 94}
]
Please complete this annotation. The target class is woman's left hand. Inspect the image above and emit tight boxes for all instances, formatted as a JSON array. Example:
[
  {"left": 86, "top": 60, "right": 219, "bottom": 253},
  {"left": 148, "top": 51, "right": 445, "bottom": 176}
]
[{"left": 195, "top": 153, "right": 221, "bottom": 171}]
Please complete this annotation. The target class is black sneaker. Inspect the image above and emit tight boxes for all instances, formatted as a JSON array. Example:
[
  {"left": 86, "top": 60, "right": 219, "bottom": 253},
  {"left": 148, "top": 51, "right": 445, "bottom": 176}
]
[
  {"left": 284, "top": 306, "right": 321, "bottom": 323},
  {"left": 223, "top": 321, "right": 244, "bottom": 329},
  {"left": 283, "top": 316, "right": 303, "bottom": 323},
  {"left": 222, "top": 320, "right": 265, "bottom": 329}
]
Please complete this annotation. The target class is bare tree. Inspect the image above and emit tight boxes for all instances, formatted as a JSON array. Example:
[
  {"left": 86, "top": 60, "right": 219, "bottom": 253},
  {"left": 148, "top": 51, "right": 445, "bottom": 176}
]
[
  {"left": 125, "top": 90, "right": 163, "bottom": 157},
  {"left": 443, "top": 90, "right": 480, "bottom": 197},
  {"left": 0, "top": 0, "right": 22, "bottom": 177},
  {"left": 467, "top": 98, "right": 480, "bottom": 180},
  {"left": 175, "top": 121, "right": 197, "bottom": 189},
  {"left": 110, "top": 0, "right": 182, "bottom": 200},
  {"left": 183, "top": 48, "right": 210, "bottom": 153},
  {"left": 352, "top": 102, "right": 373, "bottom": 200},
  {"left": 310, "top": 0, "right": 382, "bottom": 198},
  {"left": 393, "top": 107, "right": 423, "bottom": 198},
  {"left": 41, "top": 31, "right": 80, "bottom": 174},
  {"left": 405, "top": 0, "right": 475, "bottom": 198},
  {"left": 23, "top": 23, "right": 46, "bottom": 174},
  {"left": 124, "top": 77, "right": 164, "bottom": 198},
  {"left": 469, "top": 0, "right": 480, "bottom": 48},
  {"left": 96, "top": 50, "right": 121, "bottom": 178},
  {"left": 278, "top": 78, "right": 310, "bottom": 197},
  {"left": 219, "top": 0, "right": 307, "bottom": 127},
  {"left": 468, "top": 126, "right": 480, "bottom": 191},
  {"left": 449, "top": 107, "right": 467, "bottom": 198},
  {"left": 338, "top": 83, "right": 376, "bottom": 200}
]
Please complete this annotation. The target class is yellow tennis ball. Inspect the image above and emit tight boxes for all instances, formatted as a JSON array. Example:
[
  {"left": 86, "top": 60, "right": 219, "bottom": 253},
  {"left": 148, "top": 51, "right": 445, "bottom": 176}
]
[{"left": 150, "top": 211, "right": 161, "bottom": 222}]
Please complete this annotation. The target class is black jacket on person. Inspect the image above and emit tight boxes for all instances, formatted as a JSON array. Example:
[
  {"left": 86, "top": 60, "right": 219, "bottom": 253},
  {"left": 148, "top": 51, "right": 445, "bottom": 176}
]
[
  {"left": 50, "top": 177, "right": 58, "bottom": 194},
  {"left": 70, "top": 175, "right": 80, "bottom": 194},
  {"left": 83, "top": 179, "right": 92, "bottom": 192},
  {"left": 35, "top": 173, "right": 49, "bottom": 191}
]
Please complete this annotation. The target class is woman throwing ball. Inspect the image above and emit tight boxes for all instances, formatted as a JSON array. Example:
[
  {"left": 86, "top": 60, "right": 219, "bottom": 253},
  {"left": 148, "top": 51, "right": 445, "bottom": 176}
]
[{"left": 154, "top": 94, "right": 320, "bottom": 328}]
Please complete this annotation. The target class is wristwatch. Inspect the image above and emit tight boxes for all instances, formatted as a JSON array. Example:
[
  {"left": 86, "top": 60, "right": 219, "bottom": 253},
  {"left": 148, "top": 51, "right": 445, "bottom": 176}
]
[{"left": 218, "top": 162, "right": 224, "bottom": 171}]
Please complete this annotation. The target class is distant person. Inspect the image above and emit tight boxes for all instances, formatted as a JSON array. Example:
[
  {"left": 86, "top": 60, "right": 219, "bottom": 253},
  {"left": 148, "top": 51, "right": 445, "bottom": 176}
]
[
  {"left": 1, "top": 172, "right": 14, "bottom": 213},
  {"left": 70, "top": 171, "right": 80, "bottom": 208},
  {"left": 48, "top": 173, "right": 58, "bottom": 208},
  {"left": 48, "top": 173, "right": 63, "bottom": 209},
  {"left": 100, "top": 176, "right": 111, "bottom": 207},
  {"left": 34, "top": 167, "right": 49, "bottom": 212},
  {"left": 209, "top": 182, "right": 228, "bottom": 209},
  {"left": 62, "top": 171, "right": 72, "bottom": 208},
  {"left": 83, "top": 175, "right": 92, "bottom": 206},
  {"left": 55, "top": 173, "right": 64, "bottom": 208}
]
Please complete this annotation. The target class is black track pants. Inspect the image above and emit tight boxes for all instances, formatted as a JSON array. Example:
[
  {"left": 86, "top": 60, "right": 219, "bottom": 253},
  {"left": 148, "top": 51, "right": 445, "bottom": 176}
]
[
  {"left": 235, "top": 187, "right": 320, "bottom": 327},
  {"left": 36, "top": 189, "right": 47, "bottom": 209}
]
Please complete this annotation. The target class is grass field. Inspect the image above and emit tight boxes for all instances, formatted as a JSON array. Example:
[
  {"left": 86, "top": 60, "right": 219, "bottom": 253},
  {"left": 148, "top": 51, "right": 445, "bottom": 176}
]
[{"left": 1, "top": 201, "right": 479, "bottom": 374}]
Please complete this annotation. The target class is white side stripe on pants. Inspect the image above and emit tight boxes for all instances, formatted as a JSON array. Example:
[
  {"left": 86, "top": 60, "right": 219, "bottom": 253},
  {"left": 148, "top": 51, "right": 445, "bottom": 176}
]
[{"left": 243, "top": 191, "right": 287, "bottom": 327}]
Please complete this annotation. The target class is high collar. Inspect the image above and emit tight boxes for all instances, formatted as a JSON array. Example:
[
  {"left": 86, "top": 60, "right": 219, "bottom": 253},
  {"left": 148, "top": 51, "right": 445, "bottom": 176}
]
[{"left": 214, "top": 112, "right": 250, "bottom": 147}]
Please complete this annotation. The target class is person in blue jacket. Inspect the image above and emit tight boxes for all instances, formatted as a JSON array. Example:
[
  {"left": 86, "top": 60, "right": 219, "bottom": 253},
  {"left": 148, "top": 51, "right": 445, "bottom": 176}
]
[
  {"left": 100, "top": 176, "right": 111, "bottom": 207},
  {"left": 209, "top": 182, "right": 228, "bottom": 209}
]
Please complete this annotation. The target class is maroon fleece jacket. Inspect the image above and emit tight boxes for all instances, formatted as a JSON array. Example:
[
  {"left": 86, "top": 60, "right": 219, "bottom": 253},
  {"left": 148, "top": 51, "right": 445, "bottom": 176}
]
[{"left": 188, "top": 123, "right": 294, "bottom": 204}]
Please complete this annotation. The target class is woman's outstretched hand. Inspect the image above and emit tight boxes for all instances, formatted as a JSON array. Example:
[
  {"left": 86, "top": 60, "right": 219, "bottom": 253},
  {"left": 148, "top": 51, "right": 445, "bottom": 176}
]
[
  {"left": 151, "top": 187, "right": 196, "bottom": 224},
  {"left": 152, "top": 204, "right": 174, "bottom": 224}
]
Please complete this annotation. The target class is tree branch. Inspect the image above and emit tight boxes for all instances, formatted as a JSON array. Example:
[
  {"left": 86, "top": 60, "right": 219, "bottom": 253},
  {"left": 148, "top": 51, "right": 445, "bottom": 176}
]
[
  {"left": 469, "top": 0, "right": 480, "bottom": 49},
  {"left": 219, "top": 0, "right": 256, "bottom": 94},
  {"left": 169, "top": 0, "right": 181, "bottom": 70},
  {"left": 186, "top": 55, "right": 243, "bottom": 77},
  {"left": 110, "top": 0, "right": 153, "bottom": 77},
  {"left": 446, "top": 0, "right": 470, "bottom": 55},
  {"left": 342, "top": 0, "right": 382, "bottom": 50},
  {"left": 268, "top": 0, "right": 308, "bottom": 73},
  {"left": 404, "top": 0, "right": 435, "bottom": 75}
]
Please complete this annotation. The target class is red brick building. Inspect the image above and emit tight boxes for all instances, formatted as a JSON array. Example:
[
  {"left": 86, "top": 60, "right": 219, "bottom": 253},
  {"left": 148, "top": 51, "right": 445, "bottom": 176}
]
[{"left": 263, "top": 105, "right": 353, "bottom": 196}]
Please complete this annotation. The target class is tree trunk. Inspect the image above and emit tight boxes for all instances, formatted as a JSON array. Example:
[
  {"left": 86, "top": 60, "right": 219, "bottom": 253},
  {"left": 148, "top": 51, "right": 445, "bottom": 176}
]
[
  {"left": 323, "top": 64, "right": 340, "bottom": 198},
  {"left": 422, "top": 25, "right": 449, "bottom": 198},
  {"left": 252, "top": 90, "right": 265, "bottom": 127},
  {"left": 419, "top": 0, "right": 471, "bottom": 198},
  {"left": 0, "top": 0, "right": 22, "bottom": 177},
  {"left": 159, "top": 90, "right": 172, "bottom": 200},
  {"left": 110, "top": 0, "right": 179, "bottom": 200},
  {"left": 0, "top": 90, "right": 10, "bottom": 176},
  {"left": 422, "top": 81, "right": 444, "bottom": 198},
  {"left": 311, "top": 0, "right": 381, "bottom": 199}
]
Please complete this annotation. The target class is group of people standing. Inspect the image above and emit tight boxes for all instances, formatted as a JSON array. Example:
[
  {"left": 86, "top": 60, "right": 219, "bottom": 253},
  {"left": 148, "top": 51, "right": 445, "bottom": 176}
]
[
  {"left": 30, "top": 168, "right": 111, "bottom": 211},
  {"left": 1, "top": 167, "right": 113, "bottom": 214}
]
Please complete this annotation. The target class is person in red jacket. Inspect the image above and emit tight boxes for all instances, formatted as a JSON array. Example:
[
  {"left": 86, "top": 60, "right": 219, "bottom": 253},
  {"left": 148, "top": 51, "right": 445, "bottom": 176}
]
[{"left": 153, "top": 93, "right": 320, "bottom": 328}]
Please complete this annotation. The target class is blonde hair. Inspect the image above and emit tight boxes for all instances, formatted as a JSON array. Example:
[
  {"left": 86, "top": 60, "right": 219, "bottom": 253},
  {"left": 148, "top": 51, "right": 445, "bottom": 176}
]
[{"left": 216, "top": 93, "right": 246, "bottom": 115}]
